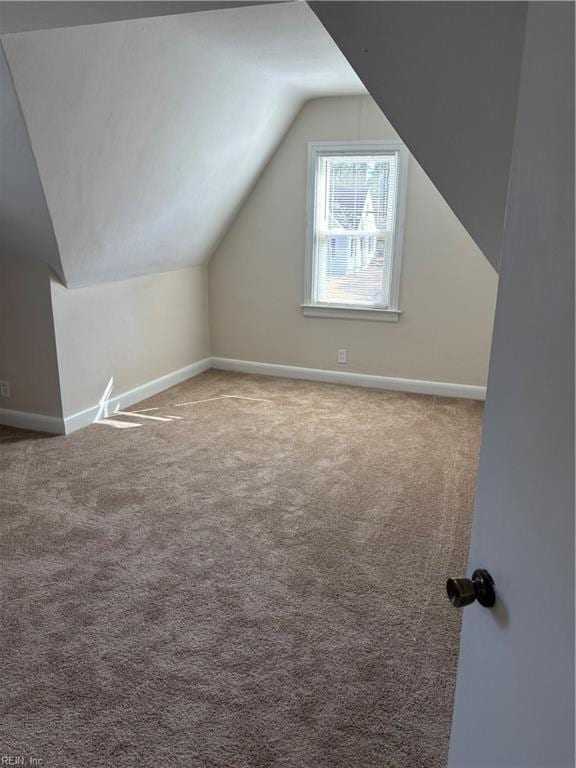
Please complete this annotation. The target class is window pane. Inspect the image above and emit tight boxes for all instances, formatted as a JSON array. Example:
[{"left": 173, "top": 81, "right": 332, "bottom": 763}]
[{"left": 314, "top": 153, "right": 398, "bottom": 307}]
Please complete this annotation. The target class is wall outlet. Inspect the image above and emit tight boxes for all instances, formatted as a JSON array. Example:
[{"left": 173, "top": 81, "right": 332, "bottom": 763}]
[
  {"left": 0, "top": 381, "right": 10, "bottom": 398},
  {"left": 337, "top": 349, "right": 347, "bottom": 364}
]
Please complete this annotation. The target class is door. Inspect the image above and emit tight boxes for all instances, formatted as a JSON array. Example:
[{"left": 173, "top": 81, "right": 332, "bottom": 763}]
[
  {"left": 309, "top": 2, "right": 575, "bottom": 765},
  {"left": 448, "top": 5, "right": 574, "bottom": 765}
]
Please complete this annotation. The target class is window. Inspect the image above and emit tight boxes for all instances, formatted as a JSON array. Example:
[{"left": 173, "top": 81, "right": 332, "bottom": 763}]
[{"left": 303, "top": 141, "right": 408, "bottom": 321}]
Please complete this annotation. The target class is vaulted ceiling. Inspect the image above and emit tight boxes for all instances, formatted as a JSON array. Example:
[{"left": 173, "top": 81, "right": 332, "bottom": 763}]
[
  {"left": 0, "top": 1, "right": 279, "bottom": 33},
  {"left": 1, "top": 1, "right": 529, "bottom": 287},
  {"left": 309, "top": 2, "right": 527, "bottom": 270},
  {"left": 1, "top": 2, "right": 364, "bottom": 287}
]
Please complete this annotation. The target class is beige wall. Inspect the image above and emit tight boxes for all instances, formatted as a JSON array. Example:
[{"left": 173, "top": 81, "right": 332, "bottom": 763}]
[
  {"left": 209, "top": 96, "right": 498, "bottom": 386},
  {"left": 0, "top": 254, "right": 63, "bottom": 416},
  {"left": 51, "top": 266, "right": 210, "bottom": 417}
]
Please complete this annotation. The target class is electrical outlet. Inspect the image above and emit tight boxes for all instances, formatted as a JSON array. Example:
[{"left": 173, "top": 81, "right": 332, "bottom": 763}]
[
  {"left": 0, "top": 380, "right": 10, "bottom": 398},
  {"left": 337, "top": 349, "right": 347, "bottom": 364}
]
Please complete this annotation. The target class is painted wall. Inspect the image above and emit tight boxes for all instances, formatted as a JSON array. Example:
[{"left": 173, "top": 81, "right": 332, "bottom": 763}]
[
  {"left": 209, "top": 96, "right": 497, "bottom": 387},
  {"left": 309, "top": 1, "right": 527, "bottom": 269},
  {"left": 449, "top": 4, "right": 574, "bottom": 765},
  {"left": 50, "top": 266, "right": 210, "bottom": 418},
  {"left": 1, "top": 3, "right": 363, "bottom": 288},
  {"left": 0, "top": 254, "right": 62, "bottom": 417}
]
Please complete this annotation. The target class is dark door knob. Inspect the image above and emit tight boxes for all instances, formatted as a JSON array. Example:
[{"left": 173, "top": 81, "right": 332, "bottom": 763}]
[{"left": 446, "top": 569, "right": 496, "bottom": 608}]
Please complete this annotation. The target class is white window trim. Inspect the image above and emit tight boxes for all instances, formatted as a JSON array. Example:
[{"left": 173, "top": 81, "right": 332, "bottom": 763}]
[{"left": 303, "top": 140, "right": 409, "bottom": 322}]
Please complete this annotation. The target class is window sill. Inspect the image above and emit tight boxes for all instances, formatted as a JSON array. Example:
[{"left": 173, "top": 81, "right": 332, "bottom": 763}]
[{"left": 301, "top": 304, "right": 401, "bottom": 322}]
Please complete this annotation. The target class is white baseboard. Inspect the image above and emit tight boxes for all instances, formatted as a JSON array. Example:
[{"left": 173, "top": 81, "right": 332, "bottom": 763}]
[
  {"left": 211, "top": 357, "right": 486, "bottom": 400},
  {"left": 0, "top": 355, "right": 484, "bottom": 437},
  {"left": 64, "top": 357, "right": 212, "bottom": 434},
  {"left": 0, "top": 408, "right": 65, "bottom": 435},
  {"left": 0, "top": 358, "right": 212, "bottom": 436}
]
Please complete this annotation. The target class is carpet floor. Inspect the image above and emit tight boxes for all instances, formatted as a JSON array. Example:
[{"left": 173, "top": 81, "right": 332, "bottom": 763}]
[{"left": 0, "top": 371, "right": 483, "bottom": 768}]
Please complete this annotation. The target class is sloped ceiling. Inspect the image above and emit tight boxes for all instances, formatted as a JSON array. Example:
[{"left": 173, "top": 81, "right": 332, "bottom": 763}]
[
  {"left": 0, "top": 2, "right": 281, "bottom": 33},
  {"left": 0, "top": 44, "right": 63, "bottom": 280},
  {"left": 1, "top": 2, "right": 364, "bottom": 287},
  {"left": 309, "top": 1, "right": 528, "bottom": 270}
]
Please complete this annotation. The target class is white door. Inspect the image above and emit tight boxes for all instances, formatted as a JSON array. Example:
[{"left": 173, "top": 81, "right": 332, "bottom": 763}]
[
  {"left": 448, "top": 4, "right": 574, "bottom": 765},
  {"left": 309, "top": 2, "right": 574, "bottom": 765}
]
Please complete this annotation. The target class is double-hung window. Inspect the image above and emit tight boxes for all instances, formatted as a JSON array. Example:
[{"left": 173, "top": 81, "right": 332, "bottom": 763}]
[{"left": 304, "top": 141, "right": 408, "bottom": 320}]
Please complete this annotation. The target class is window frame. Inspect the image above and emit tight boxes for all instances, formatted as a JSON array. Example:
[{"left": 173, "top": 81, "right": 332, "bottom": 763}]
[{"left": 303, "top": 140, "right": 409, "bottom": 322}]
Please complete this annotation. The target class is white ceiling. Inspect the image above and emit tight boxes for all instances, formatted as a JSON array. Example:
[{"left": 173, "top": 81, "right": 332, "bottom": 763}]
[
  {"left": 0, "top": 44, "right": 63, "bottom": 278},
  {"left": 309, "top": 1, "right": 528, "bottom": 270},
  {"left": 0, "top": 1, "right": 281, "bottom": 34},
  {"left": 1, "top": 2, "right": 365, "bottom": 286}
]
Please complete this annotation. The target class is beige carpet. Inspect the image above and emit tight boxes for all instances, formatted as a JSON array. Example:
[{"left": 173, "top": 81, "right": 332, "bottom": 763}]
[{"left": 0, "top": 371, "right": 483, "bottom": 768}]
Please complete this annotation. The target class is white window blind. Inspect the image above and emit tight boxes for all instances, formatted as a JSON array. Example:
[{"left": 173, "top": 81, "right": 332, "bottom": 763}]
[{"left": 305, "top": 142, "right": 407, "bottom": 317}]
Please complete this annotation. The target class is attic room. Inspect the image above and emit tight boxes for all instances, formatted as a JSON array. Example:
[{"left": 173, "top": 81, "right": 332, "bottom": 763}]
[{"left": 0, "top": 2, "right": 573, "bottom": 768}]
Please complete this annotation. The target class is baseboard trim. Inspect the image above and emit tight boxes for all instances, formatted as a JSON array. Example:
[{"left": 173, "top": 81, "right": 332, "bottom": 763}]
[
  {"left": 64, "top": 357, "right": 212, "bottom": 434},
  {"left": 1, "top": 355, "right": 484, "bottom": 437},
  {"left": 211, "top": 358, "right": 487, "bottom": 400},
  {"left": 0, "top": 408, "right": 65, "bottom": 435}
]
